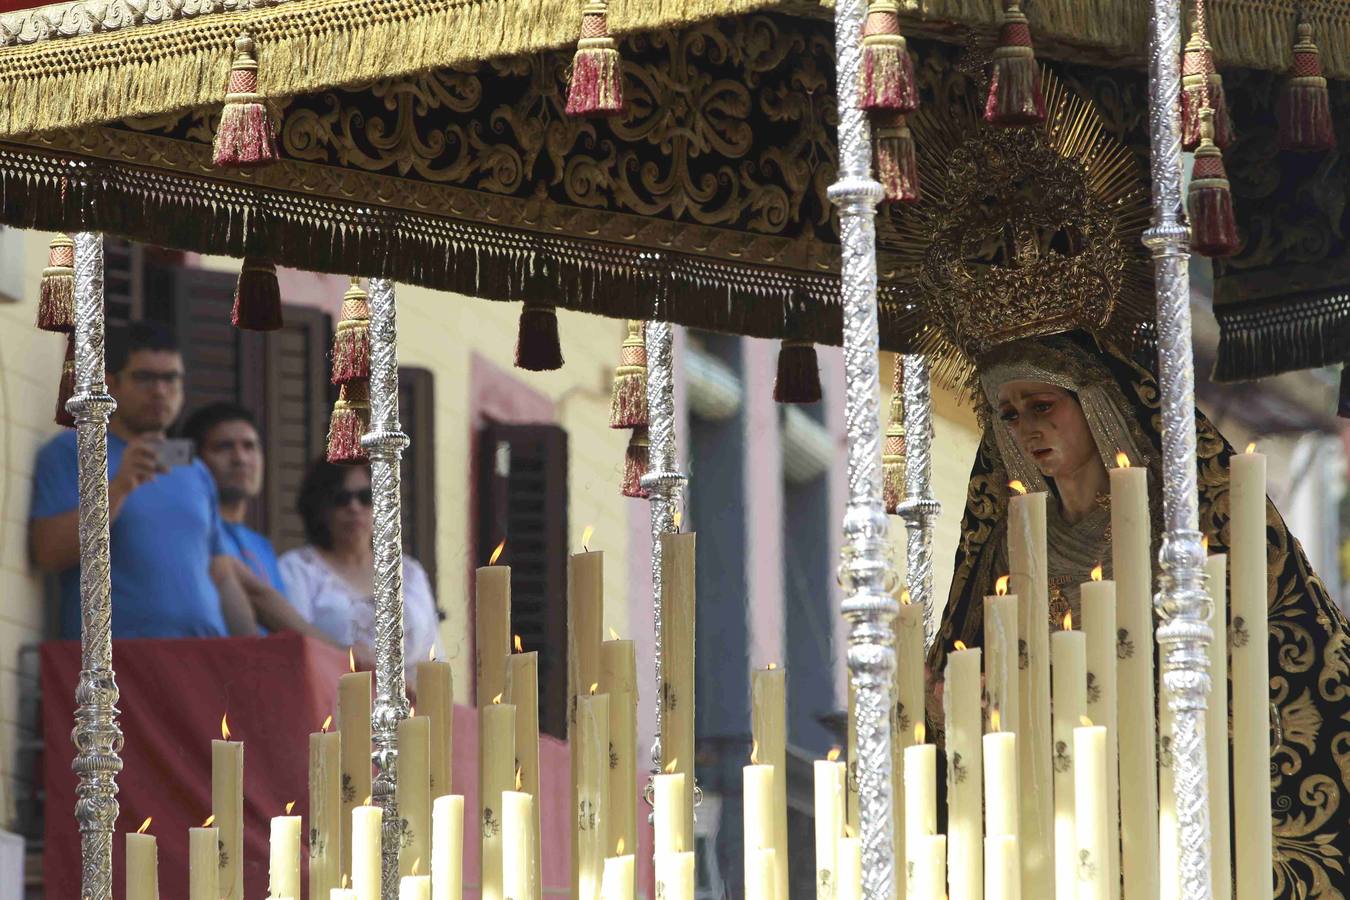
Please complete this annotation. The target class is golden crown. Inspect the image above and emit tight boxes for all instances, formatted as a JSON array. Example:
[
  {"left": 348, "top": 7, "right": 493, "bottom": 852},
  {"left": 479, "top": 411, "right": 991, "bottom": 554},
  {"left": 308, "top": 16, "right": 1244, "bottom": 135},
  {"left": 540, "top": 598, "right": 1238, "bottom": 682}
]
[{"left": 881, "top": 73, "right": 1152, "bottom": 389}]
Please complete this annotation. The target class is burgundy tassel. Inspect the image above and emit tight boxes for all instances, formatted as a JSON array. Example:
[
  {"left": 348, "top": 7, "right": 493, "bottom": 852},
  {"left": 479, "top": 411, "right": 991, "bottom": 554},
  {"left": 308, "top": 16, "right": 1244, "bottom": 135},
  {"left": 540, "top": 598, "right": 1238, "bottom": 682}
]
[
  {"left": 610, "top": 319, "right": 648, "bottom": 428},
  {"left": 874, "top": 112, "right": 920, "bottom": 204},
  {"left": 1187, "top": 109, "right": 1240, "bottom": 258},
  {"left": 984, "top": 1, "right": 1046, "bottom": 127},
  {"left": 231, "top": 257, "right": 283, "bottom": 331},
  {"left": 212, "top": 33, "right": 280, "bottom": 168},
  {"left": 860, "top": 0, "right": 918, "bottom": 113},
  {"left": 326, "top": 380, "right": 370, "bottom": 464},
  {"left": 1279, "top": 21, "right": 1336, "bottom": 153},
  {"left": 565, "top": 0, "right": 624, "bottom": 117},
  {"left": 55, "top": 335, "right": 75, "bottom": 429},
  {"left": 37, "top": 234, "right": 75, "bottom": 333},
  {"left": 515, "top": 302, "right": 564, "bottom": 372},
  {"left": 332, "top": 279, "right": 371, "bottom": 385},
  {"left": 773, "top": 339, "right": 823, "bottom": 404},
  {"left": 622, "top": 427, "right": 650, "bottom": 498},
  {"left": 1181, "top": 33, "right": 1234, "bottom": 150}
]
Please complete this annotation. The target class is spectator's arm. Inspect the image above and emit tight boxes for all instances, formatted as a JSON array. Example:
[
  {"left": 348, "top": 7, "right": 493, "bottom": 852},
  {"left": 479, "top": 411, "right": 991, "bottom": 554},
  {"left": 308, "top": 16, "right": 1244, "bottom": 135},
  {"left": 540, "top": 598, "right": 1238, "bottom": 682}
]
[
  {"left": 223, "top": 555, "right": 334, "bottom": 643},
  {"left": 29, "top": 511, "right": 82, "bottom": 572},
  {"left": 211, "top": 555, "right": 260, "bottom": 636}
]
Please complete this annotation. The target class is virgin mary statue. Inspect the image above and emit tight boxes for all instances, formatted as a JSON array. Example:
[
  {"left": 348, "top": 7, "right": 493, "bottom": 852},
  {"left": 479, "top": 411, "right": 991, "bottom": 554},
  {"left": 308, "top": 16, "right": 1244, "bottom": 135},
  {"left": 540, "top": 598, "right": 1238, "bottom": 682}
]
[{"left": 895, "top": 77, "right": 1350, "bottom": 896}]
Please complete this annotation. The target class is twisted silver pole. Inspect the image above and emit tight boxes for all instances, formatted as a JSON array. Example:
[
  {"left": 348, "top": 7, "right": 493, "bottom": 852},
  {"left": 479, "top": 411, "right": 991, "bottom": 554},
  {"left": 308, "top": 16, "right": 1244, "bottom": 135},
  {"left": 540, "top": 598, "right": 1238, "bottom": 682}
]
[
  {"left": 363, "top": 277, "right": 411, "bottom": 900},
  {"left": 1143, "top": 3, "right": 1213, "bottom": 898},
  {"left": 828, "top": 0, "right": 899, "bottom": 894},
  {"left": 640, "top": 317, "right": 684, "bottom": 785},
  {"left": 896, "top": 354, "right": 939, "bottom": 649},
  {"left": 70, "top": 231, "right": 122, "bottom": 900}
]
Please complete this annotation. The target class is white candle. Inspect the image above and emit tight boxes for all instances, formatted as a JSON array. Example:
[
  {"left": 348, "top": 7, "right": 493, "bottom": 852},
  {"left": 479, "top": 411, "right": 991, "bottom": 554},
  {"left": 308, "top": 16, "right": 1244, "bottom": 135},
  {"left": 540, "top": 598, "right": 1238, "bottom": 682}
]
[
  {"left": 985, "top": 835, "right": 1021, "bottom": 900},
  {"left": 431, "top": 794, "right": 464, "bottom": 900},
  {"left": 836, "top": 836, "right": 862, "bottom": 900},
  {"left": 331, "top": 891, "right": 358, "bottom": 899},
  {"left": 399, "top": 875, "right": 431, "bottom": 900},
  {"left": 983, "top": 728, "right": 1019, "bottom": 840},
  {"left": 895, "top": 600, "right": 924, "bottom": 898},
  {"left": 126, "top": 830, "right": 158, "bottom": 900},
  {"left": 397, "top": 715, "right": 432, "bottom": 877},
  {"left": 654, "top": 770, "right": 688, "bottom": 854},
  {"left": 984, "top": 587, "right": 1020, "bottom": 738},
  {"left": 914, "top": 834, "right": 948, "bottom": 900},
  {"left": 1109, "top": 460, "right": 1156, "bottom": 900},
  {"left": 813, "top": 757, "right": 846, "bottom": 899},
  {"left": 747, "top": 847, "right": 777, "bottom": 900},
  {"left": 1051, "top": 620, "right": 1086, "bottom": 900},
  {"left": 1079, "top": 577, "right": 1120, "bottom": 899},
  {"left": 751, "top": 665, "right": 788, "bottom": 900},
  {"left": 480, "top": 702, "right": 517, "bottom": 900},
  {"left": 352, "top": 805, "right": 383, "bottom": 900},
  {"left": 502, "top": 790, "right": 534, "bottom": 900},
  {"left": 339, "top": 671, "right": 373, "bottom": 885},
  {"left": 270, "top": 813, "right": 303, "bottom": 898},
  {"left": 744, "top": 762, "right": 776, "bottom": 898},
  {"left": 600, "top": 854, "right": 635, "bottom": 900},
  {"left": 576, "top": 693, "right": 610, "bottom": 900},
  {"left": 1230, "top": 448, "right": 1273, "bottom": 900},
  {"left": 189, "top": 826, "right": 219, "bottom": 900},
  {"left": 212, "top": 734, "right": 244, "bottom": 900},
  {"left": 944, "top": 645, "right": 982, "bottom": 900},
  {"left": 1073, "top": 724, "right": 1109, "bottom": 900},
  {"left": 903, "top": 738, "right": 936, "bottom": 891},
  {"left": 310, "top": 728, "right": 343, "bottom": 899},
  {"left": 1205, "top": 553, "right": 1233, "bottom": 898},
  {"left": 1008, "top": 489, "right": 1052, "bottom": 899},
  {"left": 655, "top": 852, "right": 696, "bottom": 900}
]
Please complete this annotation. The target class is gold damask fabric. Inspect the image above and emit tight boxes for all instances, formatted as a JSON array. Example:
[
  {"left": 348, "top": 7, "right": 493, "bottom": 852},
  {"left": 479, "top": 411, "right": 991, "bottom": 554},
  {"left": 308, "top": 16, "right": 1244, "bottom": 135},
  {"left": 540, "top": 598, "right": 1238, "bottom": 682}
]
[{"left": 927, "top": 332, "right": 1350, "bottom": 897}]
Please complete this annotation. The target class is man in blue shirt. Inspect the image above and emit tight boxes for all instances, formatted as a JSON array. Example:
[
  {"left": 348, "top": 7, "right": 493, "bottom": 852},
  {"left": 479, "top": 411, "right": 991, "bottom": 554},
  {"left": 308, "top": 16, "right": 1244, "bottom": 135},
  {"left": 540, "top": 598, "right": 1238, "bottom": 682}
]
[
  {"left": 182, "top": 402, "right": 287, "bottom": 596},
  {"left": 30, "top": 322, "right": 316, "bottom": 641}
]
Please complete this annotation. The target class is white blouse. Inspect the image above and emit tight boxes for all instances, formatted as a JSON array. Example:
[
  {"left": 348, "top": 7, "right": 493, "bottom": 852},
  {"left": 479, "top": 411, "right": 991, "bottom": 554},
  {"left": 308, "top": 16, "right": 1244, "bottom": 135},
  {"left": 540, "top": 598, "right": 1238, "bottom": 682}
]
[{"left": 278, "top": 545, "right": 439, "bottom": 674}]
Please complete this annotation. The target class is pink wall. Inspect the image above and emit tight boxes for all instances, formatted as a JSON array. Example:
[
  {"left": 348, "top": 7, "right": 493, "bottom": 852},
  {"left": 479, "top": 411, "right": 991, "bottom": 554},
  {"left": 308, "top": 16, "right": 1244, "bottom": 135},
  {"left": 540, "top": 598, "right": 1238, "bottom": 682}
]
[{"left": 742, "top": 338, "right": 786, "bottom": 668}]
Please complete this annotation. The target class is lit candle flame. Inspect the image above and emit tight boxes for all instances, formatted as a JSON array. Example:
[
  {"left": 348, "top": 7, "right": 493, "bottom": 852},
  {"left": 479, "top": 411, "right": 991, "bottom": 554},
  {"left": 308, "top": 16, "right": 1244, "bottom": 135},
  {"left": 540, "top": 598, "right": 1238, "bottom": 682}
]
[
  {"left": 221, "top": 713, "right": 231, "bottom": 741},
  {"left": 827, "top": 746, "right": 842, "bottom": 762},
  {"left": 995, "top": 575, "right": 1009, "bottom": 596},
  {"left": 664, "top": 758, "right": 679, "bottom": 774},
  {"left": 766, "top": 662, "right": 777, "bottom": 671},
  {"left": 843, "top": 824, "right": 855, "bottom": 839},
  {"left": 364, "top": 795, "right": 372, "bottom": 806},
  {"left": 202, "top": 815, "right": 215, "bottom": 828},
  {"left": 1009, "top": 480, "right": 1027, "bottom": 495},
  {"left": 349, "top": 647, "right": 356, "bottom": 673},
  {"left": 342, "top": 875, "right": 349, "bottom": 889},
  {"left": 514, "top": 634, "right": 524, "bottom": 653},
  {"left": 321, "top": 715, "right": 333, "bottom": 734},
  {"left": 673, "top": 510, "right": 683, "bottom": 529},
  {"left": 285, "top": 801, "right": 296, "bottom": 815},
  {"left": 1115, "top": 452, "right": 1130, "bottom": 468},
  {"left": 411, "top": 705, "right": 416, "bottom": 718},
  {"left": 1245, "top": 441, "right": 1257, "bottom": 454},
  {"left": 608, "top": 626, "right": 620, "bottom": 641},
  {"left": 581, "top": 524, "right": 595, "bottom": 551},
  {"left": 589, "top": 682, "right": 599, "bottom": 695},
  {"left": 1202, "top": 535, "right": 1210, "bottom": 553},
  {"left": 1063, "top": 611, "right": 1073, "bottom": 631},
  {"left": 429, "top": 645, "right": 437, "bottom": 662},
  {"left": 492, "top": 693, "right": 503, "bottom": 705},
  {"left": 751, "top": 740, "right": 760, "bottom": 765},
  {"left": 954, "top": 640, "right": 968, "bottom": 651},
  {"left": 136, "top": 817, "right": 152, "bottom": 834},
  {"left": 489, "top": 538, "right": 506, "bottom": 566},
  {"left": 990, "top": 708, "right": 1001, "bottom": 731},
  {"left": 515, "top": 766, "right": 523, "bottom": 792},
  {"left": 617, "top": 838, "right": 625, "bottom": 855},
  {"left": 915, "top": 723, "right": 925, "bottom": 744},
  {"left": 411, "top": 858, "right": 422, "bottom": 877},
  {"left": 1080, "top": 715, "right": 1094, "bottom": 727},
  {"left": 1090, "top": 563, "right": 1103, "bottom": 582},
  {"left": 900, "top": 589, "right": 912, "bottom": 606}
]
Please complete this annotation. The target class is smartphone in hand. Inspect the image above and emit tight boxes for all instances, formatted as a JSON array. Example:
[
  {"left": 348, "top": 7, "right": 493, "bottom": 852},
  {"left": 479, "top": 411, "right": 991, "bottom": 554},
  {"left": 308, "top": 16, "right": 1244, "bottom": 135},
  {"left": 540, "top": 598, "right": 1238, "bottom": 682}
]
[{"left": 156, "top": 438, "right": 194, "bottom": 470}]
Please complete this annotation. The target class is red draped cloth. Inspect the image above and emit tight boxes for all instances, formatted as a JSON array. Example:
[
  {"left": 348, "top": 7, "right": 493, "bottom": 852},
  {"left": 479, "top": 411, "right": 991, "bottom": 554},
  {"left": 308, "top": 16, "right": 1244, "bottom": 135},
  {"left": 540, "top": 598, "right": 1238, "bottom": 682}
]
[{"left": 42, "top": 633, "right": 596, "bottom": 899}]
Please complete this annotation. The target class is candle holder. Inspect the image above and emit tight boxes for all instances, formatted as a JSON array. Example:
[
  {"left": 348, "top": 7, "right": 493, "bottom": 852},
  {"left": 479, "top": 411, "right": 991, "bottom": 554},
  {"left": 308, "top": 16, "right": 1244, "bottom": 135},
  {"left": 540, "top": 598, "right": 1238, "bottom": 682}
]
[
  {"left": 1142, "top": 1, "right": 1215, "bottom": 897},
  {"left": 896, "top": 353, "right": 941, "bottom": 650},
  {"left": 362, "top": 276, "right": 413, "bottom": 900},
  {"left": 827, "top": 1, "right": 900, "bottom": 896},
  {"left": 71, "top": 229, "right": 125, "bottom": 900}
]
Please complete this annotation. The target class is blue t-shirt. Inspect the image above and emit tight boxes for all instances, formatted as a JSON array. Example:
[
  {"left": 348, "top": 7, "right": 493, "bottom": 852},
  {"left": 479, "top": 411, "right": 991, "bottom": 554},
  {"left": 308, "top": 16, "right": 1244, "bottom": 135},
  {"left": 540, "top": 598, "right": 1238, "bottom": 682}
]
[
  {"left": 31, "top": 430, "right": 229, "bottom": 640},
  {"left": 220, "top": 521, "right": 286, "bottom": 596}
]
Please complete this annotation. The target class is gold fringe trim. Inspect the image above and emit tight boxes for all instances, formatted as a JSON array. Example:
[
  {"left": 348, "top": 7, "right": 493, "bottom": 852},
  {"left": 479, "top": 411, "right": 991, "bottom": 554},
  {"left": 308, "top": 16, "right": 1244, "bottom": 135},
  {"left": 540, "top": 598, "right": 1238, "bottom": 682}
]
[{"left": 0, "top": 0, "right": 780, "bottom": 139}]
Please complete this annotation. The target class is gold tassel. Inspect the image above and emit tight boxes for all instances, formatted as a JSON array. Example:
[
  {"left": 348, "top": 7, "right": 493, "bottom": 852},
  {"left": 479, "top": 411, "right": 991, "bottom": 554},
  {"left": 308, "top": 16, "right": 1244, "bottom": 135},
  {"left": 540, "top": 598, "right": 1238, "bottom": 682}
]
[
  {"left": 610, "top": 319, "right": 648, "bottom": 428},
  {"left": 332, "top": 278, "right": 371, "bottom": 385},
  {"left": 211, "top": 33, "right": 280, "bottom": 168},
  {"left": 326, "top": 380, "right": 370, "bottom": 464},
  {"left": 37, "top": 234, "right": 75, "bottom": 333}
]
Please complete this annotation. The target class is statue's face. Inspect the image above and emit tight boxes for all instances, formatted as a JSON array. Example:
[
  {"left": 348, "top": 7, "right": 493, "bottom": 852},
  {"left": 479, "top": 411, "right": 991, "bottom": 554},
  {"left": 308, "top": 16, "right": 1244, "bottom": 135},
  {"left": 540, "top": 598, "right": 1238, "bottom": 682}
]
[{"left": 995, "top": 380, "right": 1098, "bottom": 482}]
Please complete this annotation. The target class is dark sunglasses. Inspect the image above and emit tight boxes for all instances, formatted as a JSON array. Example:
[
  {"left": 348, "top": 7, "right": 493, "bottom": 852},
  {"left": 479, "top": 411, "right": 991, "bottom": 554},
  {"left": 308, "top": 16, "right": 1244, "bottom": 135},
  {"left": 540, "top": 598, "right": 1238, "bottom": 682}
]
[{"left": 331, "top": 488, "right": 373, "bottom": 507}]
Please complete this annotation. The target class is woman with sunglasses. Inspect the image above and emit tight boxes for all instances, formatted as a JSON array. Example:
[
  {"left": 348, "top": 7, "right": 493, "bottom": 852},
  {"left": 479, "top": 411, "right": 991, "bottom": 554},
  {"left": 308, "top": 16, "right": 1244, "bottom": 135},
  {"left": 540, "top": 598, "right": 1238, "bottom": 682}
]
[{"left": 280, "top": 456, "right": 439, "bottom": 676}]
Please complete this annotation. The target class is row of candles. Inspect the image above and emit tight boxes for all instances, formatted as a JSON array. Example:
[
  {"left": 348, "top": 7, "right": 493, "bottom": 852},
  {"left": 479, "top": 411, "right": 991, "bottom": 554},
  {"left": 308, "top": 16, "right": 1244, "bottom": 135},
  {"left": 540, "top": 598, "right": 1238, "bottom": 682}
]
[
  {"left": 823, "top": 448, "right": 1272, "bottom": 899},
  {"left": 120, "top": 447, "right": 1272, "bottom": 899}
]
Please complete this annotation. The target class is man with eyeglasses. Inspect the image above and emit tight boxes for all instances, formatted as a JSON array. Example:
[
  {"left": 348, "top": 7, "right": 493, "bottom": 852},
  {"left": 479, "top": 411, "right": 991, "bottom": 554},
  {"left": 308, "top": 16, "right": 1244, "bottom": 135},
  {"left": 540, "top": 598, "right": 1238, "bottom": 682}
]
[{"left": 29, "top": 321, "right": 317, "bottom": 641}]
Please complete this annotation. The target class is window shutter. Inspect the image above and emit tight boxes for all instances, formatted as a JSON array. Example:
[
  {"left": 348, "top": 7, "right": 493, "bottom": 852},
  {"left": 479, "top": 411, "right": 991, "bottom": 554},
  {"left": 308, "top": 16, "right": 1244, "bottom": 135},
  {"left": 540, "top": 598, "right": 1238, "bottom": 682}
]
[
  {"left": 477, "top": 423, "right": 569, "bottom": 738},
  {"left": 399, "top": 367, "right": 438, "bottom": 597}
]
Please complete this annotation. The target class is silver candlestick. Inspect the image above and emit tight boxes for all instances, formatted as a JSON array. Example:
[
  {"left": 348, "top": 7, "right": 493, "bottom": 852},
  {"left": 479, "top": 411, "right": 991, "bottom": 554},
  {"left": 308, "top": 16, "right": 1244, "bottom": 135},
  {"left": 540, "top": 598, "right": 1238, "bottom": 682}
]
[
  {"left": 897, "top": 353, "right": 940, "bottom": 649},
  {"left": 1143, "top": 2, "right": 1214, "bottom": 898},
  {"left": 363, "top": 276, "right": 412, "bottom": 900},
  {"left": 71, "top": 231, "right": 123, "bottom": 900},
  {"left": 828, "top": 0, "right": 900, "bottom": 896}
]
